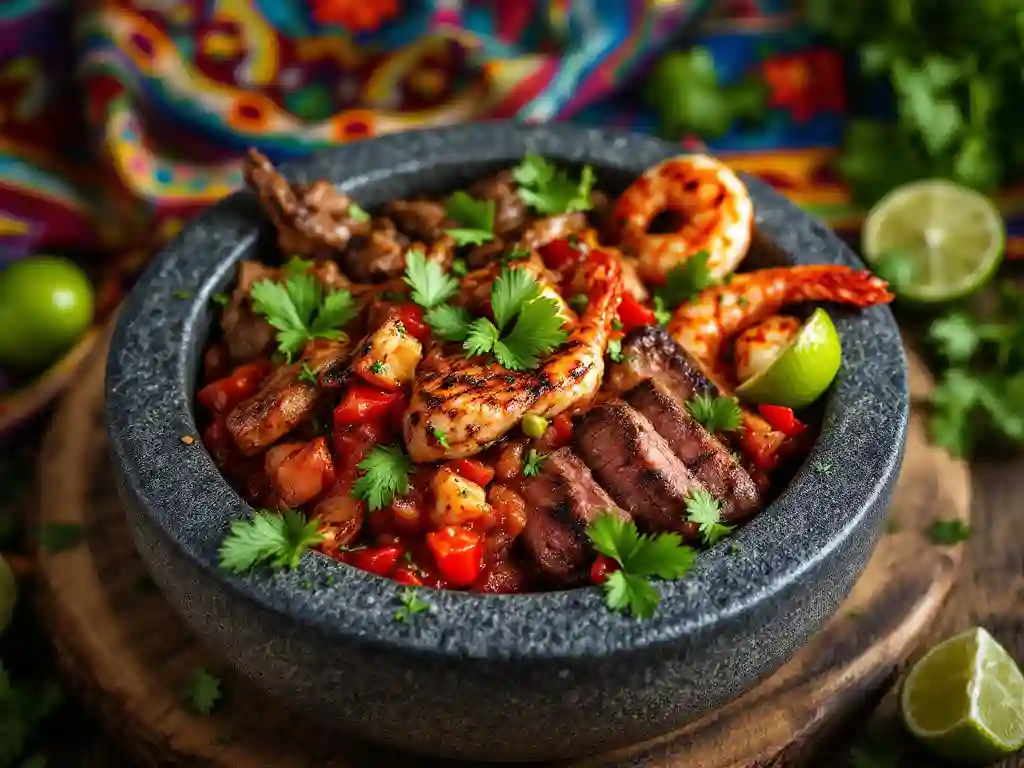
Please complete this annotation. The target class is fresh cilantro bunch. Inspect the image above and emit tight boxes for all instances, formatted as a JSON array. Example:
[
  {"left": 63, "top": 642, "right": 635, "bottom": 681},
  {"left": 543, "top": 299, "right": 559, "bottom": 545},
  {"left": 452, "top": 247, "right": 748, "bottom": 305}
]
[
  {"left": 250, "top": 270, "right": 357, "bottom": 361},
  {"left": 644, "top": 48, "right": 768, "bottom": 139},
  {"left": 219, "top": 508, "right": 324, "bottom": 574},
  {"left": 922, "top": 283, "right": 1024, "bottom": 457},
  {"left": 587, "top": 513, "right": 696, "bottom": 619},
  {"left": 512, "top": 154, "right": 595, "bottom": 215},
  {"left": 807, "top": 0, "right": 1024, "bottom": 205}
]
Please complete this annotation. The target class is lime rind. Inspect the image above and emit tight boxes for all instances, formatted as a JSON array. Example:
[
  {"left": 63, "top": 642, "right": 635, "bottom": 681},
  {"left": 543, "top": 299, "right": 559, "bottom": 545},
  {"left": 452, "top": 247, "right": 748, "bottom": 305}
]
[
  {"left": 734, "top": 308, "right": 842, "bottom": 409},
  {"left": 862, "top": 180, "right": 1005, "bottom": 304}
]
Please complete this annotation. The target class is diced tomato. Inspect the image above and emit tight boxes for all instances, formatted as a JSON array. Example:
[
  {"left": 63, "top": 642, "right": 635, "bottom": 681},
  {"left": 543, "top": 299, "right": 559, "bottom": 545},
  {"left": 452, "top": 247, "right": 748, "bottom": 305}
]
[
  {"left": 449, "top": 458, "right": 495, "bottom": 487},
  {"left": 351, "top": 545, "right": 404, "bottom": 578},
  {"left": 333, "top": 384, "right": 403, "bottom": 426},
  {"left": 757, "top": 404, "right": 807, "bottom": 438},
  {"left": 616, "top": 293, "right": 656, "bottom": 332},
  {"left": 539, "top": 238, "right": 584, "bottom": 271},
  {"left": 552, "top": 413, "right": 574, "bottom": 445},
  {"left": 202, "top": 414, "right": 233, "bottom": 462},
  {"left": 426, "top": 526, "right": 484, "bottom": 588},
  {"left": 393, "top": 566, "right": 425, "bottom": 586},
  {"left": 394, "top": 303, "right": 431, "bottom": 342},
  {"left": 738, "top": 426, "right": 783, "bottom": 471},
  {"left": 387, "top": 391, "right": 409, "bottom": 434},
  {"left": 197, "top": 361, "right": 271, "bottom": 414},
  {"left": 590, "top": 553, "right": 619, "bottom": 585},
  {"left": 266, "top": 437, "right": 336, "bottom": 508}
]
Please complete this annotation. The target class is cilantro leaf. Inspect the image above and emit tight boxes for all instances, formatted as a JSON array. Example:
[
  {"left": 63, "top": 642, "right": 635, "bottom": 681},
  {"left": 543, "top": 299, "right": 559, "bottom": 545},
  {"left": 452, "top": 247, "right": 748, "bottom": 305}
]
[
  {"left": 403, "top": 249, "right": 459, "bottom": 310},
  {"left": 655, "top": 252, "right": 716, "bottom": 312},
  {"left": 522, "top": 449, "right": 546, "bottom": 477},
  {"left": 652, "top": 295, "right": 672, "bottom": 326},
  {"left": 424, "top": 304, "right": 472, "bottom": 342},
  {"left": 587, "top": 513, "right": 696, "bottom": 618},
  {"left": 350, "top": 445, "right": 413, "bottom": 512},
  {"left": 684, "top": 488, "right": 732, "bottom": 546},
  {"left": 297, "top": 362, "right": 318, "bottom": 386},
  {"left": 184, "top": 669, "right": 222, "bottom": 716},
  {"left": 685, "top": 393, "right": 742, "bottom": 433},
  {"left": 512, "top": 154, "right": 595, "bottom": 215},
  {"left": 463, "top": 318, "right": 501, "bottom": 358},
  {"left": 218, "top": 509, "right": 324, "bottom": 573},
  {"left": 39, "top": 523, "right": 83, "bottom": 553},
  {"left": 450, "top": 258, "right": 468, "bottom": 276},
  {"left": 490, "top": 267, "right": 541, "bottom": 330},
  {"left": 394, "top": 588, "right": 431, "bottom": 622},
  {"left": 927, "top": 519, "right": 971, "bottom": 545},
  {"left": 250, "top": 274, "right": 356, "bottom": 361},
  {"left": 211, "top": 292, "right": 230, "bottom": 307},
  {"left": 431, "top": 427, "right": 449, "bottom": 448},
  {"left": 348, "top": 202, "right": 370, "bottom": 223},
  {"left": 607, "top": 338, "right": 624, "bottom": 363},
  {"left": 494, "top": 297, "right": 569, "bottom": 371},
  {"left": 444, "top": 190, "right": 495, "bottom": 246}
]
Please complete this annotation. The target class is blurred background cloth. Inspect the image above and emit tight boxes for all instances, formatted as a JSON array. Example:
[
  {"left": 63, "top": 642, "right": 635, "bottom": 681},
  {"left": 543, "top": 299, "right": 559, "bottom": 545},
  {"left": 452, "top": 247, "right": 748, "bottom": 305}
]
[{"left": 2, "top": 0, "right": 1022, "bottom": 309}]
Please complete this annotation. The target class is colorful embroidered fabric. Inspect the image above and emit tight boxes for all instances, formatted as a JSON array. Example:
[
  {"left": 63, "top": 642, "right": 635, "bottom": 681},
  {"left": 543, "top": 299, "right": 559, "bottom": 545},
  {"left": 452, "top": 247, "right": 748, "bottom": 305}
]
[{"left": 1, "top": 0, "right": 1023, "bottom": 307}]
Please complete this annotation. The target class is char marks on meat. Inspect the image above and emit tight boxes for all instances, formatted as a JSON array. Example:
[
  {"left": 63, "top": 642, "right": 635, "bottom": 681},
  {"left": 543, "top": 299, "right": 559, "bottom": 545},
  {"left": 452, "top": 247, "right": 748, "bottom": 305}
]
[
  {"left": 519, "top": 448, "right": 628, "bottom": 586},
  {"left": 625, "top": 380, "right": 760, "bottom": 523},
  {"left": 227, "top": 338, "right": 350, "bottom": 455},
  {"left": 245, "top": 149, "right": 370, "bottom": 257},
  {"left": 574, "top": 400, "right": 704, "bottom": 538},
  {"left": 605, "top": 325, "right": 714, "bottom": 399}
]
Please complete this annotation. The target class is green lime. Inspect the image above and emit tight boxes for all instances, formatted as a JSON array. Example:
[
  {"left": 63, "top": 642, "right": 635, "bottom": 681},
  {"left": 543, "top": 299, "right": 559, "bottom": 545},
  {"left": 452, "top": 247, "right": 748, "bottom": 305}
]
[
  {"left": 0, "top": 554, "right": 16, "bottom": 636},
  {"left": 734, "top": 308, "right": 841, "bottom": 409},
  {"left": 0, "top": 255, "right": 95, "bottom": 370},
  {"left": 862, "top": 180, "right": 1005, "bottom": 304},
  {"left": 901, "top": 627, "right": 1024, "bottom": 765}
]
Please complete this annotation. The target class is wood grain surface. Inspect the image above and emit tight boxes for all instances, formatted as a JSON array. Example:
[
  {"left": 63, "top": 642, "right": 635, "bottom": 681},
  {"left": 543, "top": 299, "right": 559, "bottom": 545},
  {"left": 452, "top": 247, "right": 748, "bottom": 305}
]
[{"left": 31, "top": 341, "right": 982, "bottom": 768}]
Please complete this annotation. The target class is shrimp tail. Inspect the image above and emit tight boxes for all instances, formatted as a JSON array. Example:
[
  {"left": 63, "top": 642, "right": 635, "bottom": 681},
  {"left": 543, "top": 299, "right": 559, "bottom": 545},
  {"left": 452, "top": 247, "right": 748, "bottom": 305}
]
[{"left": 780, "top": 265, "right": 895, "bottom": 307}]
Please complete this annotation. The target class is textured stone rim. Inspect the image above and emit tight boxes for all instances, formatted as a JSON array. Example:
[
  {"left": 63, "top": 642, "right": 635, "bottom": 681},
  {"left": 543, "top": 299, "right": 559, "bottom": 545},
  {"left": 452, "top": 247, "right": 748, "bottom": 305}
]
[{"left": 105, "top": 121, "right": 909, "bottom": 661}]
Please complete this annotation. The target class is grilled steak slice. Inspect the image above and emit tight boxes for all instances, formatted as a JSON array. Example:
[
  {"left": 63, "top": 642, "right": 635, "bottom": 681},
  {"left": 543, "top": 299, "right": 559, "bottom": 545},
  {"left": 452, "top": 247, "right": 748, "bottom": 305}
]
[
  {"left": 605, "top": 325, "right": 713, "bottom": 400},
  {"left": 383, "top": 199, "right": 449, "bottom": 242},
  {"left": 625, "top": 380, "right": 760, "bottom": 523},
  {"left": 519, "top": 448, "right": 627, "bottom": 585},
  {"left": 575, "top": 400, "right": 703, "bottom": 536}
]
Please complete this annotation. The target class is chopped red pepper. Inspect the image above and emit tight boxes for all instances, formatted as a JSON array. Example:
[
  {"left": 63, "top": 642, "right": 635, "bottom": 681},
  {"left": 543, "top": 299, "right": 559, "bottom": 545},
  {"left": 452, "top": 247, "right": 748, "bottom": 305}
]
[
  {"left": 350, "top": 545, "right": 404, "bottom": 578},
  {"left": 590, "top": 553, "right": 619, "bottom": 585},
  {"left": 552, "top": 413, "right": 574, "bottom": 445},
  {"left": 333, "top": 384, "right": 403, "bottom": 426},
  {"left": 394, "top": 303, "right": 431, "bottom": 342},
  {"left": 197, "top": 361, "right": 271, "bottom": 414},
  {"left": 426, "top": 526, "right": 483, "bottom": 587},
  {"left": 757, "top": 404, "right": 807, "bottom": 438},
  {"left": 616, "top": 293, "right": 656, "bottom": 332},
  {"left": 449, "top": 458, "right": 495, "bottom": 487},
  {"left": 539, "top": 238, "right": 584, "bottom": 271},
  {"left": 393, "top": 566, "right": 425, "bottom": 586}
]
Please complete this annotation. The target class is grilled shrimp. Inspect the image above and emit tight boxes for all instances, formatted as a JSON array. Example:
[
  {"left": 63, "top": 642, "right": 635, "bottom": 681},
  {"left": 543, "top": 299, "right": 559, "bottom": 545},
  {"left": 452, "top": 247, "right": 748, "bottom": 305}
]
[
  {"left": 404, "top": 251, "right": 622, "bottom": 461},
  {"left": 613, "top": 154, "right": 753, "bottom": 284},
  {"left": 733, "top": 314, "right": 801, "bottom": 384},
  {"left": 667, "top": 265, "right": 894, "bottom": 384}
]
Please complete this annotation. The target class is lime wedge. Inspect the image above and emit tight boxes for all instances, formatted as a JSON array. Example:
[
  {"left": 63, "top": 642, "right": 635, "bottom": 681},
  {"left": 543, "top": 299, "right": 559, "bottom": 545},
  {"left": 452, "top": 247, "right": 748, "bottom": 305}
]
[
  {"left": 734, "top": 308, "right": 841, "bottom": 409},
  {"left": 862, "top": 180, "right": 1005, "bottom": 304},
  {"left": 901, "top": 627, "right": 1024, "bottom": 765}
]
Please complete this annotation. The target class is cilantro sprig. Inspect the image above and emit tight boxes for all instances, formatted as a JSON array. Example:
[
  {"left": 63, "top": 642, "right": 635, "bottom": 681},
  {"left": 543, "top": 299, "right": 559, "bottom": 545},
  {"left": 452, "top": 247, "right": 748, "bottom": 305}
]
[
  {"left": 218, "top": 508, "right": 324, "bottom": 574},
  {"left": 685, "top": 393, "right": 742, "bottom": 434},
  {"left": 522, "top": 449, "right": 546, "bottom": 477},
  {"left": 512, "top": 154, "right": 595, "bottom": 215},
  {"left": 250, "top": 272, "right": 357, "bottom": 362},
  {"left": 927, "top": 519, "right": 971, "bottom": 545},
  {"left": 394, "top": 588, "right": 431, "bottom": 622},
  {"left": 586, "top": 513, "right": 696, "bottom": 619},
  {"left": 351, "top": 444, "right": 414, "bottom": 511},
  {"left": 444, "top": 191, "right": 495, "bottom": 246},
  {"left": 403, "top": 249, "right": 459, "bottom": 310},
  {"left": 184, "top": 668, "right": 222, "bottom": 716},
  {"left": 684, "top": 488, "right": 732, "bottom": 546},
  {"left": 652, "top": 252, "right": 716, "bottom": 321}
]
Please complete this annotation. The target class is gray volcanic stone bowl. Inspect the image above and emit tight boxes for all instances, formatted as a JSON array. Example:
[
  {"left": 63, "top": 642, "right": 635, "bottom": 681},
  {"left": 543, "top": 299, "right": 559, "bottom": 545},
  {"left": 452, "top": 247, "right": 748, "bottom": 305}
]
[{"left": 106, "top": 122, "right": 909, "bottom": 762}]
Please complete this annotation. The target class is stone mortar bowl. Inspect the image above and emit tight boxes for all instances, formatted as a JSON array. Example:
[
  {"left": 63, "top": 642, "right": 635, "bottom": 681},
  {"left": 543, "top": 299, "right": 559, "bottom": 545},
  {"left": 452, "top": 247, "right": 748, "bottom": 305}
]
[{"left": 106, "top": 122, "right": 909, "bottom": 762}]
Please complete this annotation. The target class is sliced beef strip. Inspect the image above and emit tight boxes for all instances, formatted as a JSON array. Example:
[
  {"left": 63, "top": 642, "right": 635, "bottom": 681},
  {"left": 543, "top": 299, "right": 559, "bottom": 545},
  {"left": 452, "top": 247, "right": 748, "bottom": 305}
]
[
  {"left": 605, "top": 325, "right": 714, "bottom": 400},
  {"left": 574, "top": 400, "right": 704, "bottom": 538},
  {"left": 518, "top": 448, "right": 628, "bottom": 586},
  {"left": 227, "top": 339, "right": 350, "bottom": 455},
  {"left": 245, "top": 149, "right": 370, "bottom": 257},
  {"left": 383, "top": 199, "right": 450, "bottom": 242},
  {"left": 625, "top": 380, "right": 760, "bottom": 524},
  {"left": 220, "top": 260, "right": 277, "bottom": 363},
  {"left": 467, "top": 170, "right": 528, "bottom": 237},
  {"left": 337, "top": 217, "right": 410, "bottom": 282}
]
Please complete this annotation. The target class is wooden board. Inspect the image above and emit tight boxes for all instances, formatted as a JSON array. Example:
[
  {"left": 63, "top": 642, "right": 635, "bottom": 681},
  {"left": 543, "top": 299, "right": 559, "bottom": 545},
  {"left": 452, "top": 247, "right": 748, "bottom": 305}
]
[{"left": 32, "top": 339, "right": 970, "bottom": 768}]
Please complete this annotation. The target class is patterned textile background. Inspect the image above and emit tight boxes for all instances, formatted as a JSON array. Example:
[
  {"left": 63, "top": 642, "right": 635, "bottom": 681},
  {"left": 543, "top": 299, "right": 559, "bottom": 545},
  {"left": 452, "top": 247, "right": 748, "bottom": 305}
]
[{"left": 1, "top": 0, "right": 1022, "bottom": 314}]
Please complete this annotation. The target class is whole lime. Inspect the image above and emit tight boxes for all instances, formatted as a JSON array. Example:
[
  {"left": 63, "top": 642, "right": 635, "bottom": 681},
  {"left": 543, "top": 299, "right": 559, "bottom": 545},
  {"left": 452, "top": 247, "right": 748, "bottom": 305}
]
[{"left": 0, "top": 256, "right": 95, "bottom": 370}]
